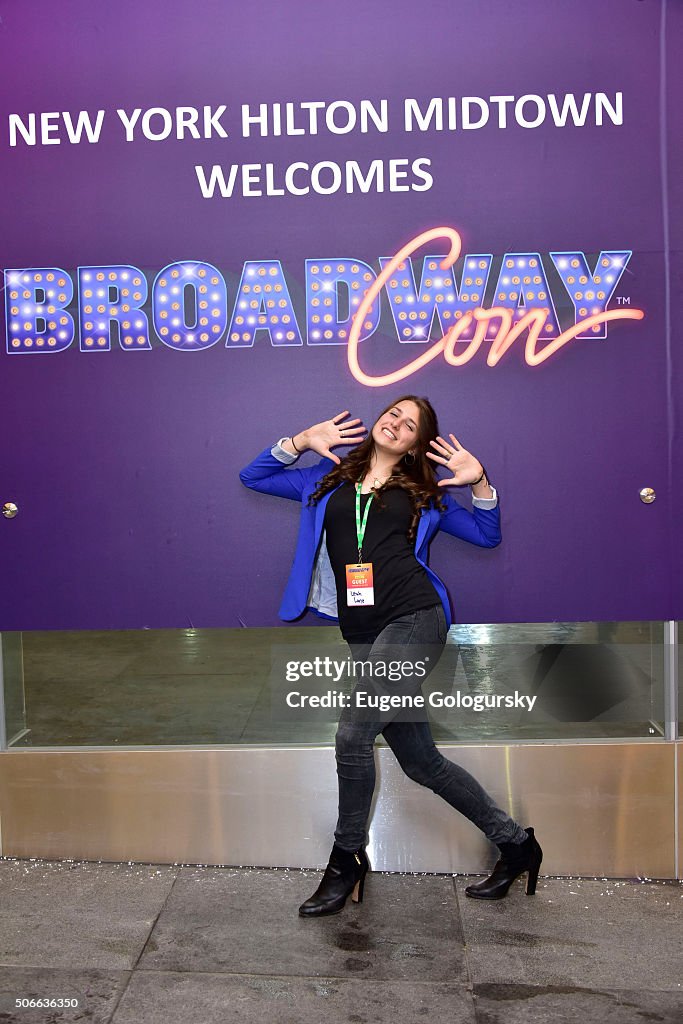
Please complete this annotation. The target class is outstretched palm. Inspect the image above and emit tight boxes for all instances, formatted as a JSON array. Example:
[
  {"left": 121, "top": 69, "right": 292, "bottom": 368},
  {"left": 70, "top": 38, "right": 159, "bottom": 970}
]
[
  {"left": 305, "top": 410, "right": 366, "bottom": 465},
  {"left": 426, "top": 434, "right": 484, "bottom": 487}
]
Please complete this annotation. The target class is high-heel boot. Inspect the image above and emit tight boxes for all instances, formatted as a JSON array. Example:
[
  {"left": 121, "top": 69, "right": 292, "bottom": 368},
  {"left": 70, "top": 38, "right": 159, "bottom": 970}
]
[
  {"left": 298, "top": 843, "right": 369, "bottom": 917},
  {"left": 465, "top": 826, "right": 543, "bottom": 900}
]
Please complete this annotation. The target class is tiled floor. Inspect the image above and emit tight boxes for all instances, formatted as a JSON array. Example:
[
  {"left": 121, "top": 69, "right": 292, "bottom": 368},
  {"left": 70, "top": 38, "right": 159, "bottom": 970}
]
[
  {"left": 0, "top": 858, "right": 681, "bottom": 1023},
  {"left": 4, "top": 621, "right": 665, "bottom": 746}
]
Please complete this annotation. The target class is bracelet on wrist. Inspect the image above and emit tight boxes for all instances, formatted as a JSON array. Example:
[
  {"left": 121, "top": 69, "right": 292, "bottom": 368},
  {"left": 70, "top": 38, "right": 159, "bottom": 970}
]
[
  {"left": 471, "top": 467, "right": 487, "bottom": 486},
  {"left": 290, "top": 434, "right": 302, "bottom": 454}
]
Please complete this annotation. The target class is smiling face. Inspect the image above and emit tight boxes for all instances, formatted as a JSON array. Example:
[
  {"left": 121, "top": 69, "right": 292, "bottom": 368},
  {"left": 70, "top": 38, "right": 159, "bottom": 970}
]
[{"left": 371, "top": 400, "right": 421, "bottom": 460}]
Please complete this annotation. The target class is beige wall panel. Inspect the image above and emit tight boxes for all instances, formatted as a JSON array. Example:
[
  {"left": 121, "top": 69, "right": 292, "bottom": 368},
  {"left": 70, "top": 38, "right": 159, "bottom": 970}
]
[{"left": 0, "top": 742, "right": 677, "bottom": 877}]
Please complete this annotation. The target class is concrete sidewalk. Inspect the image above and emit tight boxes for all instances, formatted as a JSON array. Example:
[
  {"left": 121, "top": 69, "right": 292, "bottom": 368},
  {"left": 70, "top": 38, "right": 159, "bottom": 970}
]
[{"left": 0, "top": 858, "right": 681, "bottom": 1023}]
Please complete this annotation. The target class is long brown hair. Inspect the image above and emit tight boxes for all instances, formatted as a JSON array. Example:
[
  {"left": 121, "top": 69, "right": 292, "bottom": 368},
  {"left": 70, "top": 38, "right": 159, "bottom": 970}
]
[{"left": 309, "top": 395, "right": 446, "bottom": 542}]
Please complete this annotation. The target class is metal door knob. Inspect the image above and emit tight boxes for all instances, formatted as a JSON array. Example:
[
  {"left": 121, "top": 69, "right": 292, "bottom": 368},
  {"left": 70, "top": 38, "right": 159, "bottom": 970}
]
[
  {"left": 639, "top": 488, "right": 655, "bottom": 504},
  {"left": 2, "top": 502, "right": 18, "bottom": 518}
]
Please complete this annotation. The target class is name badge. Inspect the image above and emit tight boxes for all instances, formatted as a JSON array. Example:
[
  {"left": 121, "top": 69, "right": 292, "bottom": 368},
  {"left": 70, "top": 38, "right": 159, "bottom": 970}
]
[{"left": 345, "top": 562, "right": 374, "bottom": 606}]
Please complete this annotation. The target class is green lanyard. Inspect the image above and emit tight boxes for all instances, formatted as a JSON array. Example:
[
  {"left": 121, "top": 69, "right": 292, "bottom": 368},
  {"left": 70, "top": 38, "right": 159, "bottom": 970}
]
[{"left": 354, "top": 482, "right": 374, "bottom": 562}]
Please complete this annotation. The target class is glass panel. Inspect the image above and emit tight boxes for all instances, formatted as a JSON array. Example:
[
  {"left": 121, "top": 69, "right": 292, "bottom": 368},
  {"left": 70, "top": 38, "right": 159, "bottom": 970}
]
[
  {"left": 428, "top": 621, "right": 666, "bottom": 743},
  {"left": 3, "top": 621, "right": 667, "bottom": 748},
  {"left": 0, "top": 632, "right": 27, "bottom": 747},
  {"left": 678, "top": 622, "right": 682, "bottom": 737}
]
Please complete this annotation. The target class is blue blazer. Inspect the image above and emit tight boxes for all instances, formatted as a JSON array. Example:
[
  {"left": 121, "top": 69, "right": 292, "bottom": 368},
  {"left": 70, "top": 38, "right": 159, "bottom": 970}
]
[{"left": 239, "top": 446, "right": 501, "bottom": 628}]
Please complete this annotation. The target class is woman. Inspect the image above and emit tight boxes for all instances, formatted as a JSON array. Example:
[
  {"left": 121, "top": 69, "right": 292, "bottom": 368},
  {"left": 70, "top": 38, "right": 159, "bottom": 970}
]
[{"left": 239, "top": 396, "right": 542, "bottom": 916}]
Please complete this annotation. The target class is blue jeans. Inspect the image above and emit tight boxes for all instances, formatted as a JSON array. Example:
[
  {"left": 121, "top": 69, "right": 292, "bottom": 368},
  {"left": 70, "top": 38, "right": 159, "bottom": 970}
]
[{"left": 334, "top": 604, "right": 528, "bottom": 851}]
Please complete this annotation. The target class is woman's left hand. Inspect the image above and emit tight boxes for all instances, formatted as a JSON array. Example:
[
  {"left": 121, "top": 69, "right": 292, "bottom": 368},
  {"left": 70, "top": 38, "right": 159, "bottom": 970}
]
[{"left": 426, "top": 434, "right": 485, "bottom": 487}]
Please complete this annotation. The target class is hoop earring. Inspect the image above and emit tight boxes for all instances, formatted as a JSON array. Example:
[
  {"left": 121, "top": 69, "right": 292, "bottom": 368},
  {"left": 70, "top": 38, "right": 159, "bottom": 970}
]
[{"left": 404, "top": 452, "right": 416, "bottom": 466}]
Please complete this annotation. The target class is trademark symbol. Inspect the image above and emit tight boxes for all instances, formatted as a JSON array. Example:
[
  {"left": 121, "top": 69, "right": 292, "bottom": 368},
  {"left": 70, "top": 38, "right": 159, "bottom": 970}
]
[{"left": 616, "top": 295, "right": 631, "bottom": 305}]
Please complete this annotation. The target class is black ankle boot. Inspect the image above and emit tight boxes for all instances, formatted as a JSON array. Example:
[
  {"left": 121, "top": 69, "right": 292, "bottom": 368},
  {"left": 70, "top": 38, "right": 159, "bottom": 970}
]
[
  {"left": 298, "top": 843, "right": 369, "bottom": 917},
  {"left": 465, "top": 826, "right": 543, "bottom": 900}
]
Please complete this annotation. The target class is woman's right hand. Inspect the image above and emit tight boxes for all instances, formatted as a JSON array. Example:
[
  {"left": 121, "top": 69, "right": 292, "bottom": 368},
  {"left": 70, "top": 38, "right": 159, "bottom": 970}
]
[{"left": 292, "top": 411, "right": 366, "bottom": 465}]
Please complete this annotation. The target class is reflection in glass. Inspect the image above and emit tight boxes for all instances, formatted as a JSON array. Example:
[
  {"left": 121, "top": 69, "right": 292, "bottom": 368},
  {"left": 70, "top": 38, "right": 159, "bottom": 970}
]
[
  {"left": 1, "top": 621, "right": 667, "bottom": 748},
  {"left": 1, "top": 632, "right": 27, "bottom": 746}
]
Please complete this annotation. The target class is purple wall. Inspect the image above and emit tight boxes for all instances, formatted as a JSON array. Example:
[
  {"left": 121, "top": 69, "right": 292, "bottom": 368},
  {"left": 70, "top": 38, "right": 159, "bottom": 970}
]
[{"left": 0, "top": 0, "right": 679, "bottom": 629}]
